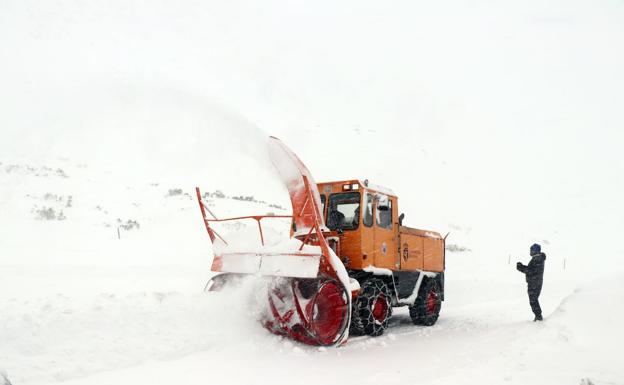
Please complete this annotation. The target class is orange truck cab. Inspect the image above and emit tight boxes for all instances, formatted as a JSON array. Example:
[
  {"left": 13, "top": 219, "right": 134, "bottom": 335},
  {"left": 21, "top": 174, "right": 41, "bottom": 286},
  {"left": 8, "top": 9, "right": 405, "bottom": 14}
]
[
  {"left": 315, "top": 179, "right": 446, "bottom": 331},
  {"left": 317, "top": 179, "right": 445, "bottom": 272}
]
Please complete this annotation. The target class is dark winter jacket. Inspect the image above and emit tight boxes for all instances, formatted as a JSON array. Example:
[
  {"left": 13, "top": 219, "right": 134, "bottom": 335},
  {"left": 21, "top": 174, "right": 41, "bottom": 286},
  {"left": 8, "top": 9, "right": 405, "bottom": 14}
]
[{"left": 517, "top": 252, "right": 546, "bottom": 288}]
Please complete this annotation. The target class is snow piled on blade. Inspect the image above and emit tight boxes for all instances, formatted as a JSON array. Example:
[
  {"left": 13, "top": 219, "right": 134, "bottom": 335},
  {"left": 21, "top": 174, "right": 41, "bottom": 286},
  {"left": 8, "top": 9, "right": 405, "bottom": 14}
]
[
  {"left": 268, "top": 137, "right": 354, "bottom": 287},
  {"left": 215, "top": 232, "right": 323, "bottom": 257},
  {"left": 267, "top": 137, "right": 326, "bottom": 233},
  {"left": 208, "top": 216, "right": 323, "bottom": 278}
]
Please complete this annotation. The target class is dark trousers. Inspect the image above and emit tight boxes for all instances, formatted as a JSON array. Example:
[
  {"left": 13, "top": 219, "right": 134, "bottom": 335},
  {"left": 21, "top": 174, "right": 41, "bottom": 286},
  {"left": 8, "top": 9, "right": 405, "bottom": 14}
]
[{"left": 528, "top": 284, "right": 542, "bottom": 317}]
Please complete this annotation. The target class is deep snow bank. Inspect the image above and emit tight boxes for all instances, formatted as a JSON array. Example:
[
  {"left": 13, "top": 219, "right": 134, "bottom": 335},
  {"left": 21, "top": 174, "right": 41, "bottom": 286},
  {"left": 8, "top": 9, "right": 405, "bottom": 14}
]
[
  {"left": 7, "top": 272, "right": 619, "bottom": 385},
  {"left": 0, "top": 275, "right": 280, "bottom": 384}
]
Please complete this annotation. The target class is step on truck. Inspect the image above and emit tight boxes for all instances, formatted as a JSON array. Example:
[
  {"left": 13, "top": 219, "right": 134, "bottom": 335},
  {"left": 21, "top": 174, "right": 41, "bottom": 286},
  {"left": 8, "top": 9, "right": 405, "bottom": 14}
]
[{"left": 196, "top": 137, "right": 446, "bottom": 346}]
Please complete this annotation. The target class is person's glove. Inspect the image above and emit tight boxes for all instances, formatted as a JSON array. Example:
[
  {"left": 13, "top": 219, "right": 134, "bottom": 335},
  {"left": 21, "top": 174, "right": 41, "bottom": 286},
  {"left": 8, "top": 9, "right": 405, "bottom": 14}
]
[{"left": 516, "top": 262, "right": 523, "bottom": 269}]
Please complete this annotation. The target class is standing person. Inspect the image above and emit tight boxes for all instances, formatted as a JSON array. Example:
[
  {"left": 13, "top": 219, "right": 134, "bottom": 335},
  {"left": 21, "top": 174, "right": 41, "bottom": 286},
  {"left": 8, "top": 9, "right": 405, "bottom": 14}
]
[{"left": 517, "top": 243, "right": 546, "bottom": 321}]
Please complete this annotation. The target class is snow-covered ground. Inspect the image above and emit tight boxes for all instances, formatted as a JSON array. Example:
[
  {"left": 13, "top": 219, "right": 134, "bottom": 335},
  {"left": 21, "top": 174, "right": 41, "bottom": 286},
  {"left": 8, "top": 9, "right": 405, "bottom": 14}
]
[
  {"left": 26, "top": 276, "right": 623, "bottom": 385},
  {"left": 2, "top": 0, "right": 623, "bottom": 384},
  {"left": 0, "top": 160, "right": 621, "bottom": 385}
]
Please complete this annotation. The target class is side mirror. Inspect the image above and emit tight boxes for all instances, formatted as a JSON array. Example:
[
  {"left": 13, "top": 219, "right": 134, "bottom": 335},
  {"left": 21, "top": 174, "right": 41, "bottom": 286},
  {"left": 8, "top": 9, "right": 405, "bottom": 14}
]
[
  {"left": 377, "top": 194, "right": 390, "bottom": 211},
  {"left": 399, "top": 213, "right": 405, "bottom": 226}
]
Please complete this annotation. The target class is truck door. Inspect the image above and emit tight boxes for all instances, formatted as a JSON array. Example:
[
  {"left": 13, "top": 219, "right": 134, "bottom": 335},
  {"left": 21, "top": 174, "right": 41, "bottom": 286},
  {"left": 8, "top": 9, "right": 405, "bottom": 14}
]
[
  {"left": 373, "top": 194, "right": 397, "bottom": 269},
  {"left": 360, "top": 192, "right": 375, "bottom": 268}
]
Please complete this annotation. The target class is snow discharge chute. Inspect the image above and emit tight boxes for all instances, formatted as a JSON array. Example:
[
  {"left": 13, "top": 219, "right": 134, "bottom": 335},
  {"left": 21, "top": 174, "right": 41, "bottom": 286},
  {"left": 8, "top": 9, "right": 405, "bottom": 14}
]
[{"left": 196, "top": 136, "right": 353, "bottom": 346}]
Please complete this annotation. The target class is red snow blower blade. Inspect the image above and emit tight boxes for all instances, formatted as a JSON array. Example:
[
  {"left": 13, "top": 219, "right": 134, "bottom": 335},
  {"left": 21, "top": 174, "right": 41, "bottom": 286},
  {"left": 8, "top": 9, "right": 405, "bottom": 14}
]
[{"left": 196, "top": 137, "right": 354, "bottom": 346}]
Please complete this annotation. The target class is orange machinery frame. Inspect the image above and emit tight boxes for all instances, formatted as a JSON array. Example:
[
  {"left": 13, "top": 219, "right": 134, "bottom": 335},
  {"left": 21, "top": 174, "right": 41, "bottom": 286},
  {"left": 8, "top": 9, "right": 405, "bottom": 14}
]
[{"left": 317, "top": 180, "right": 445, "bottom": 273}]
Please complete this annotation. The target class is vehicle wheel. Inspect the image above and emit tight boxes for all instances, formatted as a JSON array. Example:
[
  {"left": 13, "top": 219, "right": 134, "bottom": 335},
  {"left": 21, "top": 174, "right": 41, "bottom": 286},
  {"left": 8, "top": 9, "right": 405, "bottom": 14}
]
[
  {"left": 409, "top": 278, "right": 441, "bottom": 326},
  {"left": 349, "top": 278, "right": 392, "bottom": 336}
]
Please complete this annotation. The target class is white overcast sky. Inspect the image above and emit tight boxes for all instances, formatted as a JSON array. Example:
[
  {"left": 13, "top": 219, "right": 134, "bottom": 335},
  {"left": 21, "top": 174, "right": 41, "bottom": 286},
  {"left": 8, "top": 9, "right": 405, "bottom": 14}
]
[{"left": 1, "top": 0, "right": 623, "bottom": 260}]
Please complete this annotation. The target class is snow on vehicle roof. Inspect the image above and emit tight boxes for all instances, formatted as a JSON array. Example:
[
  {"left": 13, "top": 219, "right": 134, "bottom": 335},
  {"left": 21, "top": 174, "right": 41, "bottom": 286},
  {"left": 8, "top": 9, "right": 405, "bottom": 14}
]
[
  {"left": 360, "top": 180, "right": 396, "bottom": 196},
  {"left": 316, "top": 180, "right": 396, "bottom": 196}
]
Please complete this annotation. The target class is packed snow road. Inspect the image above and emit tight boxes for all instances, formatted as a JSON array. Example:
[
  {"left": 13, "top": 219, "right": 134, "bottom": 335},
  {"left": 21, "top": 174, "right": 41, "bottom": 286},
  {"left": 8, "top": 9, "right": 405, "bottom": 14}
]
[{"left": 2, "top": 266, "right": 620, "bottom": 385}]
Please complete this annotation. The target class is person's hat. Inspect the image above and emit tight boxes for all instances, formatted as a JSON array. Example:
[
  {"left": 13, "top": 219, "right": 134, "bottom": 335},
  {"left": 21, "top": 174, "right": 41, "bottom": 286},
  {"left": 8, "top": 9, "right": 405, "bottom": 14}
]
[{"left": 530, "top": 243, "right": 541, "bottom": 255}]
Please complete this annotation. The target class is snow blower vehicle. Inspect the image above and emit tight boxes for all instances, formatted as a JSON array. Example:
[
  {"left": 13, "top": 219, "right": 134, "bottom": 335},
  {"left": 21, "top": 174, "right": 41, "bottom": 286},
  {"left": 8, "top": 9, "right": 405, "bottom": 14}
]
[{"left": 196, "top": 137, "right": 446, "bottom": 346}]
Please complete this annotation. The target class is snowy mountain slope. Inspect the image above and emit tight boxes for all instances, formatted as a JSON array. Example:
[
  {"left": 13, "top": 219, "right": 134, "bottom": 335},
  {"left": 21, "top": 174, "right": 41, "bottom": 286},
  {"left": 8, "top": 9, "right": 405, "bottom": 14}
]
[
  {"left": 0, "top": 159, "right": 287, "bottom": 383},
  {"left": 2, "top": 0, "right": 623, "bottom": 266}
]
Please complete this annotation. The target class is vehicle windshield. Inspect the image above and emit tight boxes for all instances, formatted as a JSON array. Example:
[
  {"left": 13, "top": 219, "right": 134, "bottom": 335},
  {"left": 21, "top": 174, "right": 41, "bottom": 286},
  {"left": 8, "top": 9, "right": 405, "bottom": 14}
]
[{"left": 326, "top": 192, "right": 360, "bottom": 231}]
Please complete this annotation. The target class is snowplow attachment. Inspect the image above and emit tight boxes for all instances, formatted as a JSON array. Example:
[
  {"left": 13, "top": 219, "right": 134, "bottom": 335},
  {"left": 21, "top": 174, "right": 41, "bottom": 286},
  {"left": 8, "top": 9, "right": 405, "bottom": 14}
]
[
  {"left": 211, "top": 253, "right": 321, "bottom": 278},
  {"left": 196, "top": 137, "right": 353, "bottom": 346}
]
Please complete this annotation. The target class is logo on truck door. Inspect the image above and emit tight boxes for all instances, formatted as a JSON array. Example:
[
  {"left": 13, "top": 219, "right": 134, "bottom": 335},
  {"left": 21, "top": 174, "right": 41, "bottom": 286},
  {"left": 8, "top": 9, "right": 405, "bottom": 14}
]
[{"left": 402, "top": 243, "right": 409, "bottom": 262}]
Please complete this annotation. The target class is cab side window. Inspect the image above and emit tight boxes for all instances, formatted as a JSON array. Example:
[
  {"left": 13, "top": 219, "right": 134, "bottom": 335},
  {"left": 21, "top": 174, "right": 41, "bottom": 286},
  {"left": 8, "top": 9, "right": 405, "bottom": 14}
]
[
  {"left": 376, "top": 198, "right": 393, "bottom": 229},
  {"left": 363, "top": 193, "right": 373, "bottom": 227}
]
